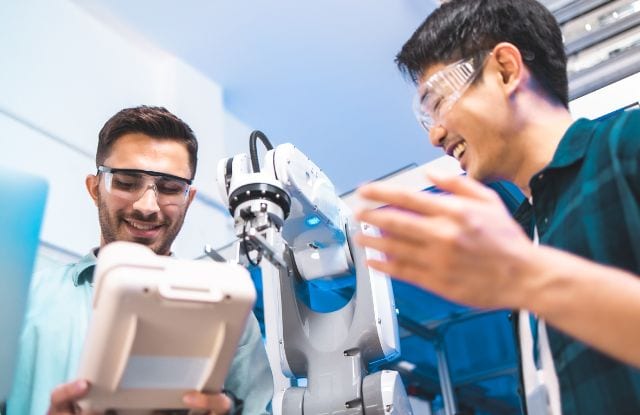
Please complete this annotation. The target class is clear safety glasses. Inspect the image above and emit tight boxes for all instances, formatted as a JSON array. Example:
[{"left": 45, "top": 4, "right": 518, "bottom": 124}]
[
  {"left": 413, "top": 52, "right": 490, "bottom": 133},
  {"left": 97, "top": 166, "right": 192, "bottom": 206}
]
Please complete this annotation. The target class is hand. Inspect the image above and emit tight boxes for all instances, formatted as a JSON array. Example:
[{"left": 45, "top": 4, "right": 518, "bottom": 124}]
[
  {"left": 47, "top": 379, "right": 94, "bottom": 414},
  {"left": 182, "top": 391, "right": 232, "bottom": 415},
  {"left": 47, "top": 380, "right": 232, "bottom": 415},
  {"left": 355, "top": 173, "right": 538, "bottom": 310}
]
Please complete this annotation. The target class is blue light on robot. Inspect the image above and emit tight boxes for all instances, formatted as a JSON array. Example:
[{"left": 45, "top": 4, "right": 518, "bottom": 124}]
[{"left": 305, "top": 215, "right": 321, "bottom": 227}]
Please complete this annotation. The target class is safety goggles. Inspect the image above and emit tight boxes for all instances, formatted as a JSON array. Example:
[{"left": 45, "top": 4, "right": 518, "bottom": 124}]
[
  {"left": 413, "top": 52, "right": 490, "bottom": 133},
  {"left": 97, "top": 165, "right": 192, "bottom": 206}
]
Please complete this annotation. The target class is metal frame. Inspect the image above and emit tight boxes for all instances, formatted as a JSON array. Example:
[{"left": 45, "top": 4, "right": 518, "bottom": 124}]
[
  {"left": 391, "top": 309, "right": 520, "bottom": 415},
  {"left": 564, "top": 0, "right": 640, "bottom": 54},
  {"left": 569, "top": 37, "right": 640, "bottom": 99},
  {"left": 538, "top": 0, "right": 610, "bottom": 24},
  {"left": 541, "top": 0, "right": 640, "bottom": 100}
]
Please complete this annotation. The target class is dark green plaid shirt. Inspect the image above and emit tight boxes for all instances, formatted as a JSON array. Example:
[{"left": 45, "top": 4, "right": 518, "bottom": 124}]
[{"left": 514, "top": 109, "right": 640, "bottom": 415}]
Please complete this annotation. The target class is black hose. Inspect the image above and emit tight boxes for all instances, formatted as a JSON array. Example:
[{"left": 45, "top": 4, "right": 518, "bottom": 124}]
[
  {"left": 242, "top": 221, "right": 261, "bottom": 266},
  {"left": 249, "top": 130, "right": 274, "bottom": 173}
]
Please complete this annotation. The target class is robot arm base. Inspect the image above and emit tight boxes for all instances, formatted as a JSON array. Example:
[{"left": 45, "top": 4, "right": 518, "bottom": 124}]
[{"left": 363, "top": 371, "right": 414, "bottom": 415}]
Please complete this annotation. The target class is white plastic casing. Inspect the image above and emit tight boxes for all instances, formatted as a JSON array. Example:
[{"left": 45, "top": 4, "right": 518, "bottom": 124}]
[
  {"left": 77, "top": 242, "right": 256, "bottom": 412},
  {"left": 266, "top": 144, "right": 353, "bottom": 280},
  {"left": 362, "top": 222, "right": 401, "bottom": 361}
]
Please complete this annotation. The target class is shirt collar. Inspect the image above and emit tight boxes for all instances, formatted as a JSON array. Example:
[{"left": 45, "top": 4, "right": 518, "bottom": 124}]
[
  {"left": 72, "top": 248, "right": 98, "bottom": 286},
  {"left": 71, "top": 246, "right": 177, "bottom": 286},
  {"left": 544, "top": 118, "right": 597, "bottom": 170}
]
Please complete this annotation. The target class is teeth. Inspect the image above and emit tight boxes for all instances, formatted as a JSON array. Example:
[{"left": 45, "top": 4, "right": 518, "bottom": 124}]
[
  {"left": 452, "top": 142, "right": 467, "bottom": 160},
  {"left": 128, "top": 221, "right": 158, "bottom": 230}
]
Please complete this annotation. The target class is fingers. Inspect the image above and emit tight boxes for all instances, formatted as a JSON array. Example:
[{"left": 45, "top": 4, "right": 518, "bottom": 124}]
[
  {"left": 426, "top": 172, "right": 501, "bottom": 203},
  {"left": 357, "top": 183, "right": 453, "bottom": 217},
  {"left": 357, "top": 182, "right": 479, "bottom": 222},
  {"left": 356, "top": 202, "right": 458, "bottom": 249},
  {"left": 357, "top": 208, "right": 430, "bottom": 243},
  {"left": 48, "top": 380, "right": 89, "bottom": 414},
  {"left": 365, "top": 257, "right": 446, "bottom": 297},
  {"left": 183, "top": 391, "right": 231, "bottom": 415},
  {"left": 356, "top": 232, "right": 429, "bottom": 263},
  {"left": 356, "top": 174, "right": 502, "bottom": 219}
]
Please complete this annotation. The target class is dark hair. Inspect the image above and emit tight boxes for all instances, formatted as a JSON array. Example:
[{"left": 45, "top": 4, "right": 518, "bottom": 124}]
[
  {"left": 396, "top": 0, "right": 568, "bottom": 108},
  {"left": 96, "top": 106, "right": 198, "bottom": 177}
]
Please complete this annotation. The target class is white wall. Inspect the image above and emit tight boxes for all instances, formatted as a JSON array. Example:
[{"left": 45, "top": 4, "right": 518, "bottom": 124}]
[{"left": 0, "top": 0, "right": 251, "bottom": 259}]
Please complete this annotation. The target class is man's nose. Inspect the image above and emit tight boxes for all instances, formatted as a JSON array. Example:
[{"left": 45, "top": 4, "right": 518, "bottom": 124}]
[
  {"left": 132, "top": 185, "right": 161, "bottom": 215},
  {"left": 429, "top": 124, "right": 447, "bottom": 148}
]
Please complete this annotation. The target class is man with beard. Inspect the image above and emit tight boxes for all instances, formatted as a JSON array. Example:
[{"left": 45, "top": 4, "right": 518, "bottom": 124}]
[
  {"left": 355, "top": 0, "right": 640, "bottom": 414},
  {"left": 8, "top": 106, "right": 273, "bottom": 415}
]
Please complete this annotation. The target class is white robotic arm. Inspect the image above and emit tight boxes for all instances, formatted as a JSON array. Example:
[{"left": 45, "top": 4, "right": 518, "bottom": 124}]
[
  {"left": 218, "top": 141, "right": 352, "bottom": 280},
  {"left": 218, "top": 131, "right": 412, "bottom": 415}
]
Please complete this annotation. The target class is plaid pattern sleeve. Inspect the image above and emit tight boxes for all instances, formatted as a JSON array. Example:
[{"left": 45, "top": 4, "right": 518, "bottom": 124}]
[{"left": 520, "top": 109, "right": 640, "bottom": 415}]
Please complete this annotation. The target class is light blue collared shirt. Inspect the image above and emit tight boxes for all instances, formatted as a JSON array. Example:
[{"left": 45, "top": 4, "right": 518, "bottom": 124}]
[{"left": 8, "top": 250, "right": 273, "bottom": 414}]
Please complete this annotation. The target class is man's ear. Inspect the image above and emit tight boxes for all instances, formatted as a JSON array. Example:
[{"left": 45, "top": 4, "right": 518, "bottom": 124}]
[
  {"left": 492, "top": 42, "right": 528, "bottom": 97},
  {"left": 86, "top": 174, "right": 100, "bottom": 206},
  {"left": 186, "top": 186, "right": 197, "bottom": 209}
]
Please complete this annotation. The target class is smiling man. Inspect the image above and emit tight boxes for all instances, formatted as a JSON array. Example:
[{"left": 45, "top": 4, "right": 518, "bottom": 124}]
[
  {"left": 89, "top": 130, "right": 195, "bottom": 256},
  {"left": 355, "top": 1, "right": 640, "bottom": 414},
  {"left": 8, "top": 106, "right": 273, "bottom": 415}
]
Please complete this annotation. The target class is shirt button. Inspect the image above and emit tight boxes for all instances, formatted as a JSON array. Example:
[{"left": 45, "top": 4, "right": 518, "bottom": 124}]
[
  {"left": 544, "top": 218, "right": 548, "bottom": 224},
  {"left": 538, "top": 173, "right": 544, "bottom": 180}
]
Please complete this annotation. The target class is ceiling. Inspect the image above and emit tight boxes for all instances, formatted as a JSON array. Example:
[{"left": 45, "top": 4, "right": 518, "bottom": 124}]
[{"left": 76, "top": 0, "right": 441, "bottom": 193}]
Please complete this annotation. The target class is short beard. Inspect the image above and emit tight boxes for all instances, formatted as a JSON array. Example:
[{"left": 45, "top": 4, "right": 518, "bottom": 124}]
[{"left": 96, "top": 193, "right": 187, "bottom": 256}]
